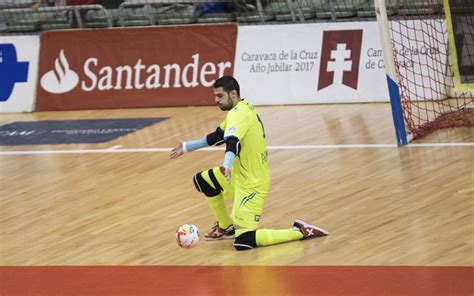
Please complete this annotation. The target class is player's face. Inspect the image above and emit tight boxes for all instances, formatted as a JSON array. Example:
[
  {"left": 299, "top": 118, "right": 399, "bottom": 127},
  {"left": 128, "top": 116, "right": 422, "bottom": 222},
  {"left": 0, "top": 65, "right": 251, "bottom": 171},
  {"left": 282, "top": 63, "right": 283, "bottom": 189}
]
[{"left": 214, "top": 87, "right": 234, "bottom": 111}]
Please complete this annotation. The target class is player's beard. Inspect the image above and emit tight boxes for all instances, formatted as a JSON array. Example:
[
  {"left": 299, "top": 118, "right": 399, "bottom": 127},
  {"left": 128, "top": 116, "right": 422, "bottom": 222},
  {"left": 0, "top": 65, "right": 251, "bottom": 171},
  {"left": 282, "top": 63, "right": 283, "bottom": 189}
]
[{"left": 218, "top": 99, "right": 234, "bottom": 111}]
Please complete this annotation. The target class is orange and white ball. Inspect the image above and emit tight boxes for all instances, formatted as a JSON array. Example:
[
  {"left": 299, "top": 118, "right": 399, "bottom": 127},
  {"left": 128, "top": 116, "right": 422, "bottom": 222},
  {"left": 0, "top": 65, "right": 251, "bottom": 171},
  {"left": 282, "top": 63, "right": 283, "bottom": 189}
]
[{"left": 175, "top": 224, "right": 200, "bottom": 248}]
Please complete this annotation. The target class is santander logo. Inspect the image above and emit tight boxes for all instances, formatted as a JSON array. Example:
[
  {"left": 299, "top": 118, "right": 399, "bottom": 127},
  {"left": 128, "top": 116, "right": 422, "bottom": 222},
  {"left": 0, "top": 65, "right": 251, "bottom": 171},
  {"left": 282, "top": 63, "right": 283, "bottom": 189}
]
[
  {"left": 41, "top": 49, "right": 79, "bottom": 94},
  {"left": 40, "top": 51, "right": 231, "bottom": 94}
]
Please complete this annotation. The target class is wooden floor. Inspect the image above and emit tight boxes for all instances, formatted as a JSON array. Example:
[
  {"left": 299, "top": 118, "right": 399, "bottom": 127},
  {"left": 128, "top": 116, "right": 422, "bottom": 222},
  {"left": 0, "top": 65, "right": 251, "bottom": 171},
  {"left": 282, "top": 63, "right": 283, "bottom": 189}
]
[{"left": 0, "top": 103, "right": 473, "bottom": 295}]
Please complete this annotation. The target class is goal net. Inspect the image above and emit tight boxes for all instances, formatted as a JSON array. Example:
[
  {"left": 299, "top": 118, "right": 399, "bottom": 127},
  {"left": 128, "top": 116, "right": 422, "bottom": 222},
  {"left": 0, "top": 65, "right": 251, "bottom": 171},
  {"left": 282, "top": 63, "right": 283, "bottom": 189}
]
[{"left": 384, "top": 0, "right": 473, "bottom": 139}]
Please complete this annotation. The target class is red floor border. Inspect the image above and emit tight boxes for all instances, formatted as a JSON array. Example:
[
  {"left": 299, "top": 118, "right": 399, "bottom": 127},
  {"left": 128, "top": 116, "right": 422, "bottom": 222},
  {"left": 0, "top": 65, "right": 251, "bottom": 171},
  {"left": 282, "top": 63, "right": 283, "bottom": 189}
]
[{"left": 1, "top": 266, "right": 472, "bottom": 296}]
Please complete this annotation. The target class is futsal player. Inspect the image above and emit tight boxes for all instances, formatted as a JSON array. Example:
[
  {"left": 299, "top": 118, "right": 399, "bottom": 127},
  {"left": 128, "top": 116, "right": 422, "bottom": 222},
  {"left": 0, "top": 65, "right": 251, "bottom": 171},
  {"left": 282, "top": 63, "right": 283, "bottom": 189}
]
[{"left": 170, "top": 76, "right": 329, "bottom": 250}]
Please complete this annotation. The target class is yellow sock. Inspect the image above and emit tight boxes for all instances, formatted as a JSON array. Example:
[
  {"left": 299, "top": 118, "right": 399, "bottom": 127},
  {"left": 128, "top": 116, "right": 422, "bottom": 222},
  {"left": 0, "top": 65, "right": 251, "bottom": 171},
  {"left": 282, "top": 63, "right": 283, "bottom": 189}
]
[
  {"left": 206, "top": 194, "right": 232, "bottom": 229},
  {"left": 255, "top": 229, "right": 303, "bottom": 247}
]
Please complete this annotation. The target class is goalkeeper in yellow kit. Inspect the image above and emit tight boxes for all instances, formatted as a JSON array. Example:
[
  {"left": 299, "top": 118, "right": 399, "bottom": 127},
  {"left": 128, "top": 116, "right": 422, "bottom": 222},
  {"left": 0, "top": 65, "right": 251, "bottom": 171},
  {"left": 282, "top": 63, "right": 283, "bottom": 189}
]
[{"left": 170, "top": 76, "right": 328, "bottom": 250}]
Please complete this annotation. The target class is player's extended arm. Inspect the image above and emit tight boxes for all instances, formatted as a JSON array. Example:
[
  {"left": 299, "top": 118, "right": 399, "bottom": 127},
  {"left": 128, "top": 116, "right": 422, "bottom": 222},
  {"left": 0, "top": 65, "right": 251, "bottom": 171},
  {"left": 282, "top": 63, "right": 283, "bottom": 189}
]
[
  {"left": 222, "top": 136, "right": 241, "bottom": 180},
  {"left": 169, "top": 127, "right": 225, "bottom": 159}
]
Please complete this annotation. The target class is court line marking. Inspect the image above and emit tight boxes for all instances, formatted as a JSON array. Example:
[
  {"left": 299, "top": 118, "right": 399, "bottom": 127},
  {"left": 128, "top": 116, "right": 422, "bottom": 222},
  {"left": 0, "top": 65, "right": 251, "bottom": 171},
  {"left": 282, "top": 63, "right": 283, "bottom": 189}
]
[{"left": 0, "top": 143, "right": 472, "bottom": 155}]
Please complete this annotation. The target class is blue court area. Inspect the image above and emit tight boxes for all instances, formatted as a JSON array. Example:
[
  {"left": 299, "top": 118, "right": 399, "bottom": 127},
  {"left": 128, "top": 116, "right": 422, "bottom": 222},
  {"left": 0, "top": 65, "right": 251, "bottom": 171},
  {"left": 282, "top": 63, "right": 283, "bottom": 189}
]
[{"left": 0, "top": 118, "right": 168, "bottom": 146}]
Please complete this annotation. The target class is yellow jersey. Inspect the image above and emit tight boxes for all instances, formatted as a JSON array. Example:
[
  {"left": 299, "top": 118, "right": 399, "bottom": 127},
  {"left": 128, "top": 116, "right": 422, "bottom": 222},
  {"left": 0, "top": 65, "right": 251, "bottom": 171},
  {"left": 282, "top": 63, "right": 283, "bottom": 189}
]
[{"left": 220, "top": 100, "right": 270, "bottom": 192}]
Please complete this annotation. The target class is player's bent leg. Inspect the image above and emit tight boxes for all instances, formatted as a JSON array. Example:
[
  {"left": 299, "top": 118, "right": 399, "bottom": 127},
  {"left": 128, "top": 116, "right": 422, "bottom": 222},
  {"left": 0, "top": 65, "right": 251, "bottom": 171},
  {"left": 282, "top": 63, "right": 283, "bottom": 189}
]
[
  {"left": 193, "top": 167, "right": 233, "bottom": 240},
  {"left": 193, "top": 167, "right": 227, "bottom": 197},
  {"left": 255, "top": 228, "right": 303, "bottom": 247},
  {"left": 254, "top": 219, "right": 329, "bottom": 247},
  {"left": 233, "top": 229, "right": 257, "bottom": 251},
  {"left": 233, "top": 225, "right": 327, "bottom": 250}
]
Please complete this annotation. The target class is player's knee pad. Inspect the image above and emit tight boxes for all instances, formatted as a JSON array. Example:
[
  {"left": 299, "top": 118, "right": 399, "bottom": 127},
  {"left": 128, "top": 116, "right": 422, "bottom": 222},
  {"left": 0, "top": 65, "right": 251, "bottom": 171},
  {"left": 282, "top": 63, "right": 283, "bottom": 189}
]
[
  {"left": 193, "top": 169, "right": 223, "bottom": 197},
  {"left": 233, "top": 230, "right": 257, "bottom": 251}
]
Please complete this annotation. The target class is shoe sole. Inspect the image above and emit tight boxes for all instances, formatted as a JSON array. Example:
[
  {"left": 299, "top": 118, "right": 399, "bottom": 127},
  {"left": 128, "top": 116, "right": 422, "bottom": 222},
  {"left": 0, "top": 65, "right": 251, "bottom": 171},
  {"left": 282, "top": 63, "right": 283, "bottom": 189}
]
[{"left": 294, "top": 218, "right": 330, "bottom": 236}]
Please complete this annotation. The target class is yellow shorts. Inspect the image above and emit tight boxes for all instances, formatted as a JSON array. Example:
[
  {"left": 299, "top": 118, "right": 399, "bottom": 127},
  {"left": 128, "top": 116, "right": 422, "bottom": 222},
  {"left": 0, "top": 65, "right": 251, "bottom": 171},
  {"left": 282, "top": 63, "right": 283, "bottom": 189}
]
[
  {"left": 231, "top": 186, "right": 268, "bottom": 230},
  {"left": 204, "top": 167, "right": 268, "bottom": 230}
]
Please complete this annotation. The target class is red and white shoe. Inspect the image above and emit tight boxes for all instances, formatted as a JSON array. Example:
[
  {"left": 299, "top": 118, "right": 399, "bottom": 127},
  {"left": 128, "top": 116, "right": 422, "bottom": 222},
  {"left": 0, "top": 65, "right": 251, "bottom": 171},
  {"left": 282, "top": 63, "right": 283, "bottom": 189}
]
[
  {"left": 293, "top": 219, "right": 329, "bottom": 239},
  {"left": 204, "top": 222, "right": 235, "bottom": 241}
]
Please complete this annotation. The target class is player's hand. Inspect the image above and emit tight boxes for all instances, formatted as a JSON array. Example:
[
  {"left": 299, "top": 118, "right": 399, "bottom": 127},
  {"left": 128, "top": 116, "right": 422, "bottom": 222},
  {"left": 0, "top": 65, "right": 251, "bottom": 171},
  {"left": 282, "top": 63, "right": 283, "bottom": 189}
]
[
  {"left": 170, "top": 140, "right": 184, "bottom": 159},
  {"left": 220, "top": 166, "right": 231, "bottom": 182}
]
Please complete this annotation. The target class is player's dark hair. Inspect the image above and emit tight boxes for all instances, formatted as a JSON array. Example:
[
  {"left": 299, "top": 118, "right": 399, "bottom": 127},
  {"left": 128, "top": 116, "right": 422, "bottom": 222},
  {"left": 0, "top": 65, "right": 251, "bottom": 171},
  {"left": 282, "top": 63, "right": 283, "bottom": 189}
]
[{"left": 214, "top": 76, "right": 240, "bottom": 97}]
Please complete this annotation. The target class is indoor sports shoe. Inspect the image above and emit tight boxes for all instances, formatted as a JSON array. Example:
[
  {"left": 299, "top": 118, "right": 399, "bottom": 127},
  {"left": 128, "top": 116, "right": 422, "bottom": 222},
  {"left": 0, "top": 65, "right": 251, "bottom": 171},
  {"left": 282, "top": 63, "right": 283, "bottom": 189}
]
[
  {"left": 293, "top": 219, "right": 329, "bottom": 240},
  {"left": 204, "top": 222, "right": 236, "bottom": 241}
]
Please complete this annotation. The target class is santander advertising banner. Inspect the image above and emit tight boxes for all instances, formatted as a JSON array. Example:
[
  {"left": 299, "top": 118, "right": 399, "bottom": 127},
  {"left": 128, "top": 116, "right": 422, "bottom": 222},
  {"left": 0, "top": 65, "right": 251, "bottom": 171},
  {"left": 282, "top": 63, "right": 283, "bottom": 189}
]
[{"left": 36, "top": 25, "right": 237, "bottom": 110}]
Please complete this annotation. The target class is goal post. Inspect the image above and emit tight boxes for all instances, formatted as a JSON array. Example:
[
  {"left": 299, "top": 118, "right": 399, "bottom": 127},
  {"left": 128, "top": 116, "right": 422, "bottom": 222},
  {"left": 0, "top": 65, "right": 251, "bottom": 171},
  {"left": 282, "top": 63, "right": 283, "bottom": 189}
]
[
  {"left": 374, "top": 0, "right": 408, "bottom": 145},
  {"left": 375, "top": 0, "right": 473, "bottom": 143}
]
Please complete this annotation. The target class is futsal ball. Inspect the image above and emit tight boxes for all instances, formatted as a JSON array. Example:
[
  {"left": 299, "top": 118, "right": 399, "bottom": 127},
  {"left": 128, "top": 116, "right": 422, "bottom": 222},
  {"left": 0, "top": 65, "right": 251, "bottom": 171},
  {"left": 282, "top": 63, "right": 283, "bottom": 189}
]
[{"left": 175, "top": 224, "right": 200, "bottom": 249}]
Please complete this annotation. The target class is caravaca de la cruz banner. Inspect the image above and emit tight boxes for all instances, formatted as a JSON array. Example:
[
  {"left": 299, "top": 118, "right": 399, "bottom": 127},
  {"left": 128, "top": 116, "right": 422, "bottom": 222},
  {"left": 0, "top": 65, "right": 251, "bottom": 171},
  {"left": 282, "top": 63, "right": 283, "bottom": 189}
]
[
  {"left": 234, "top": 22, "right": 389, "bottom": 105},
  {"left": 234, "top": 21, "right": 447, "bottom": 105},
  {"left": 36, "top": 24, "right": 237, "bottom": 110}
]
